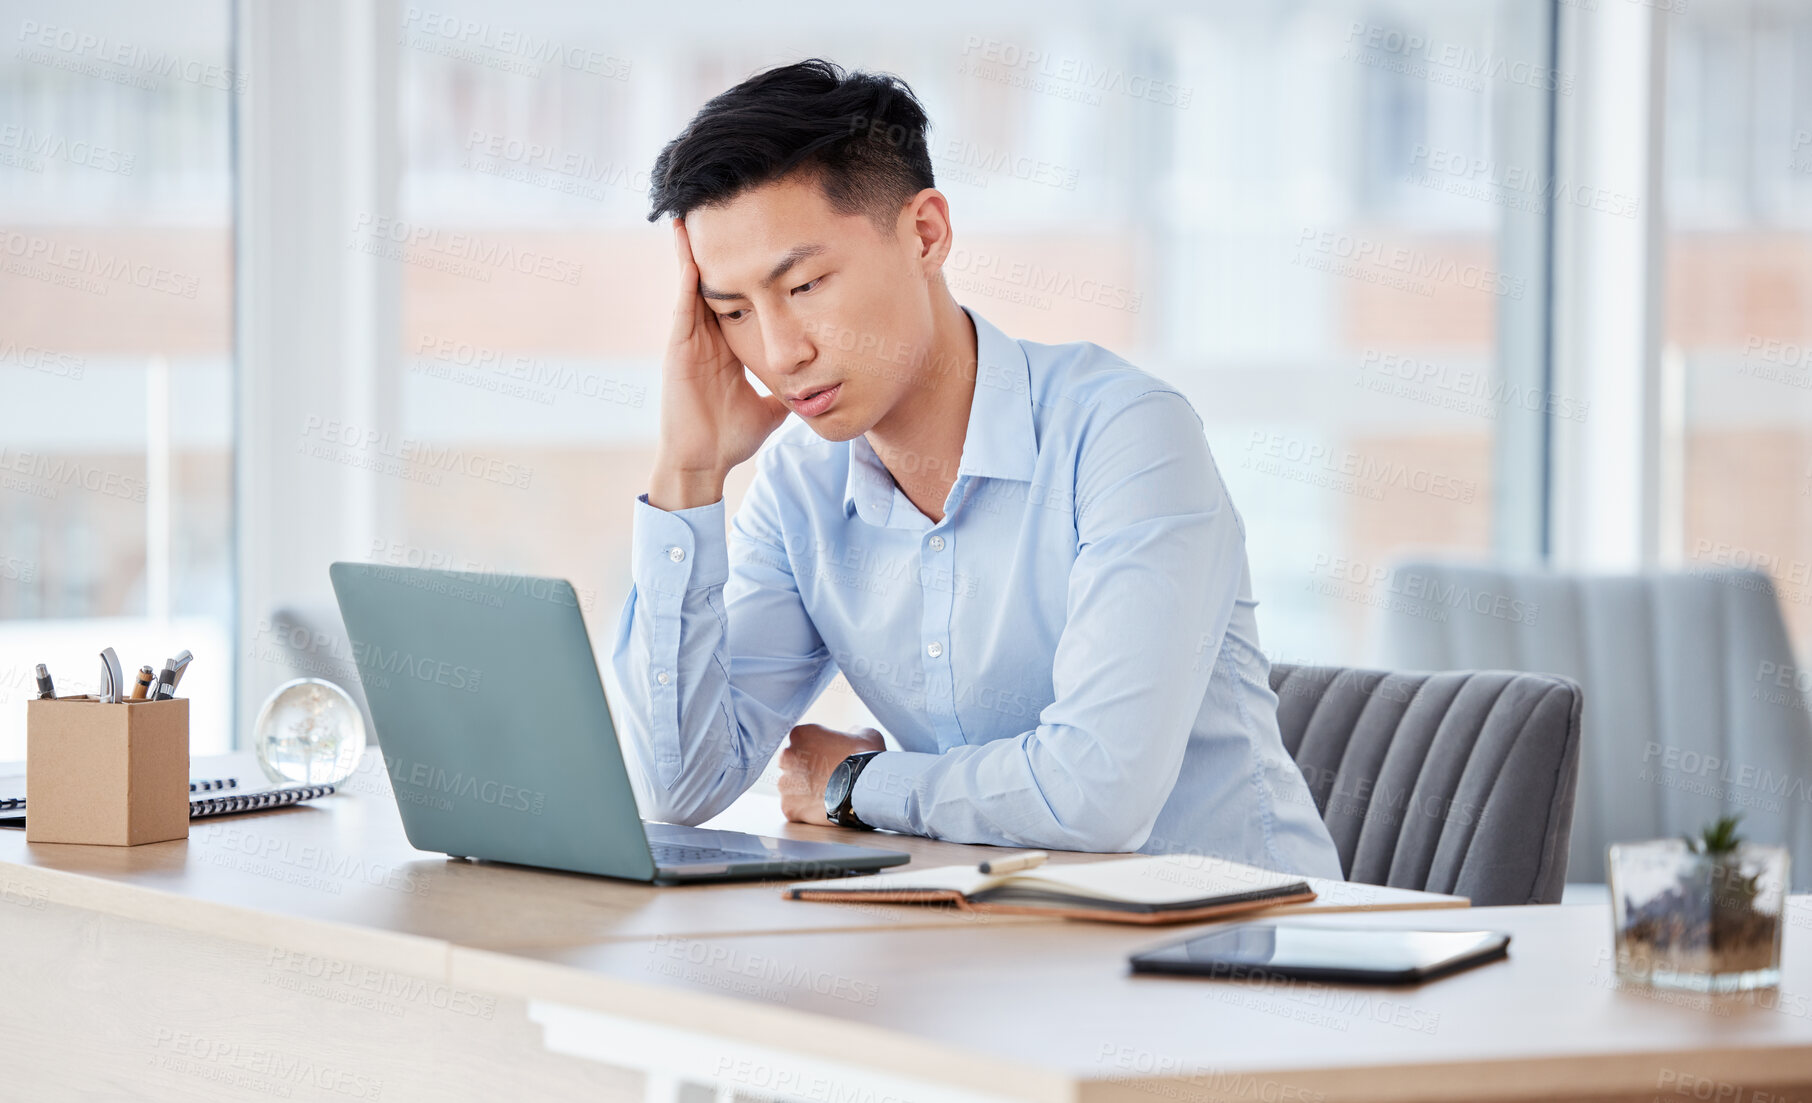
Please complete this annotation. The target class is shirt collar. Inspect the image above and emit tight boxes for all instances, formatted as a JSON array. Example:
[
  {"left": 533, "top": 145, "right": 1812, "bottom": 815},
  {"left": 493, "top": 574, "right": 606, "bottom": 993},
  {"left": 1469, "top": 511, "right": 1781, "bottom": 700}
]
[{"left": 842, "top": 306, "right": 1037, "bottom": 522}]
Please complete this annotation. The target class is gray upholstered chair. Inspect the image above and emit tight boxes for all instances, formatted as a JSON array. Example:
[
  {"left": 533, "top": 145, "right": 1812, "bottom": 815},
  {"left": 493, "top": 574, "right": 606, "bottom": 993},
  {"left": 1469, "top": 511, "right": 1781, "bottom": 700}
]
[
  {"left": 1269, "top": 663, "right": 1582, "bottom": 905},
  {"left": 1377, "top": 563, "right": 1812, "bottom": 888}
]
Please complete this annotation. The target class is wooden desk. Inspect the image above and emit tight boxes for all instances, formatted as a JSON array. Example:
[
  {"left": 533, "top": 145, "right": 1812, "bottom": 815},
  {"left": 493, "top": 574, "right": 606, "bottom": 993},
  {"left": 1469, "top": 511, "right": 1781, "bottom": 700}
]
[{"left": 4, "top": 751, "right": 1810, "bottom": 1102}]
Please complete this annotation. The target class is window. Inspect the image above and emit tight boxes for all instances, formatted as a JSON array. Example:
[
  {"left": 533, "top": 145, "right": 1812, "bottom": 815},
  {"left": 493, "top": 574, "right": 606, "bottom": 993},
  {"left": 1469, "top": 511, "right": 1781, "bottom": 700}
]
[
  {"left": 0, "top": 0, "right": 236, "bottom": 755},
  {"left": 1666, "top": 0, "right": 1812, "bottom": 661}
]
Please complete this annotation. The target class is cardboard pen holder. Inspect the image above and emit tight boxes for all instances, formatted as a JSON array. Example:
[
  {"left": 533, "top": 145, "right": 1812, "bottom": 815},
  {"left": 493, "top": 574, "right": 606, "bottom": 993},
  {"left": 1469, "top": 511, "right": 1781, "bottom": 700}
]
[{"left": 25, "top": 696, "right": 190, "bottom": 845}]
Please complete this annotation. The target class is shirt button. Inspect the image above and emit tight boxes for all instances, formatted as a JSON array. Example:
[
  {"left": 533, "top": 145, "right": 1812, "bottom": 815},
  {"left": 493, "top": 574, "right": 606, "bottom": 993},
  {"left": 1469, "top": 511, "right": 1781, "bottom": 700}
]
[
  {"left": 926, "top": 641, "right": 944, "bottom": 659},
  {"left": 668, "top": 546, "right": 685, "bottom": 563},
  {"left": 928, "top": 535, "right": 946, "bottom": 551},
  {"left": 655, "top": 671, "right": 670, "bottom": 685}
]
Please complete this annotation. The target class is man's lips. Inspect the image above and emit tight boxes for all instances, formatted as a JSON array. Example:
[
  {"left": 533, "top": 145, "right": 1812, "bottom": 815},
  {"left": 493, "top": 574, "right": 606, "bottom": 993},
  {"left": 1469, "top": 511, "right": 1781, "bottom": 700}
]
[{"left": 787, "top": 382, "right": 842, "bottom": 417}]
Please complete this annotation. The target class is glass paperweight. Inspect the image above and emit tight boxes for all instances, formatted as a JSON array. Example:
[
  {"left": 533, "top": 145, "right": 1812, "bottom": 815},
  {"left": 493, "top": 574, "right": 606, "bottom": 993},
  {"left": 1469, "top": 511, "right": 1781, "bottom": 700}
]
[
  {"left": 1609, "top": 834, "right": 1788, "bottom": 993},
  {"left": 254, "top": 678, "right": 367, "bottom": 786}
]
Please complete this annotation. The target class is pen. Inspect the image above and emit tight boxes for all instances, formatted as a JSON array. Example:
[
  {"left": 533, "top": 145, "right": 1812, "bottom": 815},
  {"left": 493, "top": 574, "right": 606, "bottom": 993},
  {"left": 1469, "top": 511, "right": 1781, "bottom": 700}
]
[
  {"left": 151, "top": 658, "right": 178, "bottom": 701},
  {"left": 167, "top": 650, "right": 193, "bottom": 692},
  {"left": 130, "top": 665, "right": 155, "bottom": 701},
  {"left": 978, "top": 850, "right": 1048, "bottom": 875},
  {"left": 99, "top": 647, "right": 123, "bottom": 704},
  {"left": 34, "top": 664, "right": 54, "bottom": 699}
]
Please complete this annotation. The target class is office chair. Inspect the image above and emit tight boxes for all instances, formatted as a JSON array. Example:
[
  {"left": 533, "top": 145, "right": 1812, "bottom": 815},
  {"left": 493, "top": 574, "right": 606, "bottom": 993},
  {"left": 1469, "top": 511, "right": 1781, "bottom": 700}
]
[
  {"left": 1377, "top": 563, "right": 1812, "bottom": 888},
  {"left": 1270, "top": 663, "right": 1582, "bottom": 906}
]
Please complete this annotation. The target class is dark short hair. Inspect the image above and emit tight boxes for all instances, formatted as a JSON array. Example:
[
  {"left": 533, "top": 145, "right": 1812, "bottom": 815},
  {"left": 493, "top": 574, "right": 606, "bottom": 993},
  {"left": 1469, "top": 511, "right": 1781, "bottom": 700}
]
[{"left": 647, "top": 58, "right": 935, "bottom": 230}]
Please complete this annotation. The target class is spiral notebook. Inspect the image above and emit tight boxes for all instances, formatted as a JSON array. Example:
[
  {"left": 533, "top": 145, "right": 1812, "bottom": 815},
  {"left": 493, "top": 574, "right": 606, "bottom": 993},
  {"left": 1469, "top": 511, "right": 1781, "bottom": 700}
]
[{"left": 0, "top": 775, "right": 335, "bottom": 826}]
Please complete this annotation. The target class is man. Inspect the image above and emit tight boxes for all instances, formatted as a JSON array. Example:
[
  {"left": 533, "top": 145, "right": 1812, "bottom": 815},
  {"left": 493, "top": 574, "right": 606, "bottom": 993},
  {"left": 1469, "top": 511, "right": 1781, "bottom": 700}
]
[{"left": 612, "top": 58, "right": 1342, "bottom": 877}]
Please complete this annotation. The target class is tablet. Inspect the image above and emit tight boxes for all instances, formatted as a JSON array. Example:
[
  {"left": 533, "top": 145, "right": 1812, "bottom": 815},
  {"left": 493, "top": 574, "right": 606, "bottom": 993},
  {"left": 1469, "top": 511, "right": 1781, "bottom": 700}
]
[{"left": 1129, "top": 923, "right": 1511, "bottom": 985}]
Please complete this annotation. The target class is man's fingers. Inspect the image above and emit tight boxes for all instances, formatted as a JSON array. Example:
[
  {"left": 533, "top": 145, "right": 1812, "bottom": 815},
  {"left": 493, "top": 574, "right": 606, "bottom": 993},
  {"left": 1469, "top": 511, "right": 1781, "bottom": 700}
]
[{"left": 668, "top": 219, "right": 705, "bottom": 340}]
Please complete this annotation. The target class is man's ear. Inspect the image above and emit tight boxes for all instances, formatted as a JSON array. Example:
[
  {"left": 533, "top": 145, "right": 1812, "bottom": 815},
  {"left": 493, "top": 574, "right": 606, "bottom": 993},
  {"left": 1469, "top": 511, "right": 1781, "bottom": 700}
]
[{"left": 899, "top": 188, "right": 953, "bottom": 277}]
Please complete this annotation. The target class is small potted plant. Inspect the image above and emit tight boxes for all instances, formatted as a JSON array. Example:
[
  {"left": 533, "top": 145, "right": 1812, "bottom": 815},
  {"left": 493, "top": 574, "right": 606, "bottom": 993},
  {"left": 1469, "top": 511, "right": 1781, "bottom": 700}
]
[{"left": 1609, "top": 815, "right": 1788, "bottom": 992}]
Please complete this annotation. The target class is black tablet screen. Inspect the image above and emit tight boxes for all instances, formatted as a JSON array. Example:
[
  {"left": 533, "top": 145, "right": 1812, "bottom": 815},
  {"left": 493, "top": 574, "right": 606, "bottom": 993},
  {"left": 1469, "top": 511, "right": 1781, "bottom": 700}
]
[{"left": 1130, "top": 923, "right": 1510, "bottom": 984}]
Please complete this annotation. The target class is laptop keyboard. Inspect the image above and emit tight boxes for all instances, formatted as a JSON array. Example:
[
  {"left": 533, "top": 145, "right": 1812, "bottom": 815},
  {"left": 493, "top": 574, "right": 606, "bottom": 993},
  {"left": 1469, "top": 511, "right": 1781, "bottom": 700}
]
[{"left": 649, "top": 841, "right": 769, "bottom": 867}]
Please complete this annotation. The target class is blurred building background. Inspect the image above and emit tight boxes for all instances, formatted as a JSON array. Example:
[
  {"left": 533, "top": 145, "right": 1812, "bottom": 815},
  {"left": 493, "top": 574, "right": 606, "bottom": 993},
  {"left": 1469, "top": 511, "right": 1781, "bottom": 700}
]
[{"left": 0, "top": 0, "right": 1807, "bottom": 754}]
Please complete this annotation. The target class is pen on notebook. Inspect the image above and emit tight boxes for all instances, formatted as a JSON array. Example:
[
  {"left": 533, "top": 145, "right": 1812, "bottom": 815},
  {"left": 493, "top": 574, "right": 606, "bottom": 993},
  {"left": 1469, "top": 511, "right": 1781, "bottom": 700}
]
[
  {"left": 978, "top": 850, "right": 1048, "bottom": 875},
  {"left": 130, "top": 665, "right": 155, "bottom": 701},
  {"left": 35, "top": 664, "right": 55, "bottom": 699}
]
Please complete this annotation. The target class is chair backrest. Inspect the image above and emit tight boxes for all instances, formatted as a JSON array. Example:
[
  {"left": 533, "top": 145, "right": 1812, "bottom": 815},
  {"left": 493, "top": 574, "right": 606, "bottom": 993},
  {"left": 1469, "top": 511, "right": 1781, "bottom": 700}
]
[
  {"left": 1269, "top": 663, "right": 1582, "bottom": 905},
  {"left": 263, "top": 603, "right": 379, "bottom": 742},
  {"left": 1378, "top": 563, "right": 1812, "bottom": 887}
]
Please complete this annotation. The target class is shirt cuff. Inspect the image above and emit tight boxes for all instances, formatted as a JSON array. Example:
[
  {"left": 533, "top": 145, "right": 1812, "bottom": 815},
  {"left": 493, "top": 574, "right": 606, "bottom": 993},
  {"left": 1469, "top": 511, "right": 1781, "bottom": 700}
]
[
  {"left": 851, "top": 750, "right": 936, "bottom": 835},
  {"left": 631, "top": 493, "right": 730, "bottom": 596}
]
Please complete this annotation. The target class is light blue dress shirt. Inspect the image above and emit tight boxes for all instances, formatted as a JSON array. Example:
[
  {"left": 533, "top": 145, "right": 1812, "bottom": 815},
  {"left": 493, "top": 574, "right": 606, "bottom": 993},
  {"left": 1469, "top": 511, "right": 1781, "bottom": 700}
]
[{"left": 613, "top": 306, "right": 1343, "bottom": 878}]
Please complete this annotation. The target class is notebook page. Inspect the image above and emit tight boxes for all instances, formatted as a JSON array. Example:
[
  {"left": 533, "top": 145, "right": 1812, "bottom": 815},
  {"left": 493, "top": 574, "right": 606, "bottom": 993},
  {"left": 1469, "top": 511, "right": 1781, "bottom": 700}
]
[{"left": 1001, "top": 854, "right": 1306, "bottom": 906}]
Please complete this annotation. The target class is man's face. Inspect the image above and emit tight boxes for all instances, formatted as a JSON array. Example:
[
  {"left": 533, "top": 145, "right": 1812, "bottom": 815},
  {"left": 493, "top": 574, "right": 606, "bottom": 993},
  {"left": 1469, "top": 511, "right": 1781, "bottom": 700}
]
[{"left": 683, "top": 175, "right": 941, "bottom": 442}]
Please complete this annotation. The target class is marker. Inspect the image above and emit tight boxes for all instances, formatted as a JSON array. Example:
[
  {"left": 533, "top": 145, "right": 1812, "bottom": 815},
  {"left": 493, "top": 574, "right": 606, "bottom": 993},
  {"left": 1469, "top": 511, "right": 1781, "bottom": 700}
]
[
  {"left": 99, "top": 647, "right": 124, "bottom": 704},
  {"left": 977, "top": 850, "right": 1048, "bottom": 876},
  {"left": 130, "top": 665, "right": 155, "bottom": 701},
  {"left": 34, "top": 664, "right": 54, "bottom": 700},
  {"left": 151, "top": 658, "right": 178, "bottom": 702}
]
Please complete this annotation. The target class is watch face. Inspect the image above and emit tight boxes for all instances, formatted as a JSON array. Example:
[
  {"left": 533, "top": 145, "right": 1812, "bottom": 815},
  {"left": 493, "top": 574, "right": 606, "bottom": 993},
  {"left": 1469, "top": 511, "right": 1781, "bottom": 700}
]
[{"left": 825, "top": 758, "right": 852, "bottom": 816}]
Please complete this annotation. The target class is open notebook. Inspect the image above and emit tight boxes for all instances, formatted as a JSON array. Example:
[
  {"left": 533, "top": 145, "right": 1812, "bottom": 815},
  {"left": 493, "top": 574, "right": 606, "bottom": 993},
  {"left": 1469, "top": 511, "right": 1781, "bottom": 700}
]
[
  {"left": 788, "top": 853, "right": 1471, "bottom": 925},
  {"left": 788, "top": 853, "right": 1319, "bottom": 925}
]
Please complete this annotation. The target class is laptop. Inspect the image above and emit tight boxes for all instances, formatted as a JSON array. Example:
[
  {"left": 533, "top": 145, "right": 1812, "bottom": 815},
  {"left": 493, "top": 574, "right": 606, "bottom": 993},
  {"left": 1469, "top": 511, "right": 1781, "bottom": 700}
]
[{"left": 328, "top": 562, "right": 910, "bottom": 884}]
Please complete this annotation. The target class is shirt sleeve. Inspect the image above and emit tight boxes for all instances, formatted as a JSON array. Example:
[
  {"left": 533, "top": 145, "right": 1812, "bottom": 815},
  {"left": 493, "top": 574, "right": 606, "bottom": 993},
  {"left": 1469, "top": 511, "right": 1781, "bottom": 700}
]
[
  {"left": 849, "top": 389, "right": 1239, "bottom": 852},
  {"left": 611, "top": 448, "right": 837, "bottom": 824}
]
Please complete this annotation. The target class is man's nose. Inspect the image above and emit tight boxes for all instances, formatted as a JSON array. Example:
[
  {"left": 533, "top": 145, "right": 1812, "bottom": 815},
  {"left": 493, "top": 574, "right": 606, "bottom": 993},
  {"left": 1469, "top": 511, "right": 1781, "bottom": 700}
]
[{"left": 760, "top": 312, "right": 816, "bottom": 375}]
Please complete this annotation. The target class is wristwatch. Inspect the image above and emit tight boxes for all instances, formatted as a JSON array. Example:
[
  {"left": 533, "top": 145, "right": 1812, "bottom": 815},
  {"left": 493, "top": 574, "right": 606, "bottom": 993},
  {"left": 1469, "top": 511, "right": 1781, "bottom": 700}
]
[{"left": 824, "top": 751, "right": 883, "bottom": 829}]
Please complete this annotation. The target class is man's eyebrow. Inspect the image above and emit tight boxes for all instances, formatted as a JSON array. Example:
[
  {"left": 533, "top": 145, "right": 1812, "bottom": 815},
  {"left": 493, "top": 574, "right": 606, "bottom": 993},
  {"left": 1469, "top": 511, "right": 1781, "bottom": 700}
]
[{"left": 698, "top": 243, "right": 827, "bottom": 301}]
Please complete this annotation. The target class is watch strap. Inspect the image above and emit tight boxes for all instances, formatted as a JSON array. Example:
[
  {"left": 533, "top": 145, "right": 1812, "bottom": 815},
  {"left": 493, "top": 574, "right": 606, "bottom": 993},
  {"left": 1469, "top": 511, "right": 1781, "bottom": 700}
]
[{"left": 827, "top": 750, "right": 882, "bottom": 829}]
